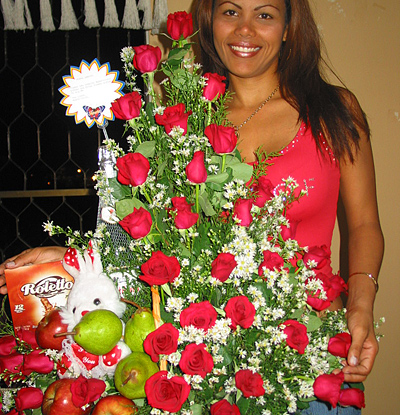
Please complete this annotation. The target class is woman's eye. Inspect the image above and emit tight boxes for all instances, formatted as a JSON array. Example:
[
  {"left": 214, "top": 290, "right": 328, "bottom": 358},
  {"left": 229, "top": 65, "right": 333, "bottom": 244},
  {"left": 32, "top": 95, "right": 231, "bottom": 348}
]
[
  {"left": 93, "top": 298, "right": 101, "bottom": 306},
  {"left": 223, "top": 9, "right": 238, "bottom": 17},
  {"left": 259, "top": 13, "right": 272, "bottom": 19}
]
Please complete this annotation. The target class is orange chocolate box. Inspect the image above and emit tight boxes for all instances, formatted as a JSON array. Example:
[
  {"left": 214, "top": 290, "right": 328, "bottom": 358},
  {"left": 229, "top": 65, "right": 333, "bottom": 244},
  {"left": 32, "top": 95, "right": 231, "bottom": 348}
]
[{"left": 5, "top": 261, "right": 74, "bottom": 332}]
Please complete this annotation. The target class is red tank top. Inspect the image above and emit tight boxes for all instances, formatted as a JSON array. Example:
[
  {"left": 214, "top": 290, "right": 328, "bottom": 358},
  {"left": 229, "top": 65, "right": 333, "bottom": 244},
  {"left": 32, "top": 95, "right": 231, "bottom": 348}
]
[{"left": 264, "top": 122, "right": 340, "bottom": 272}]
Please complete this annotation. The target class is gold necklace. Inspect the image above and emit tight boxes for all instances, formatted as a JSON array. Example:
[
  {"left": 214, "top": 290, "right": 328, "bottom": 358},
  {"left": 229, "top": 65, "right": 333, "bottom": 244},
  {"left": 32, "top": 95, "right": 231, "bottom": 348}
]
[{"left": 233, "top": 84, "right": 280, "bottom": 132}]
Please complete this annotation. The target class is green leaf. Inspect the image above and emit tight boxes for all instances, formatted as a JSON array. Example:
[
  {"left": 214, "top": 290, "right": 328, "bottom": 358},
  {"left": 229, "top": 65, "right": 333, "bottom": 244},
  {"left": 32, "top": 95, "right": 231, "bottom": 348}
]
[
  {"left": 237, "top": 396, "right": 250, "bottom": 414},
  {"left": 145, "top": 101, "right": 155, "bottom": 126},
  {"left": 161, "top": 283, "right": 172, "bottom": 297},
  {"left": 218, "top": 345, "right": 233, "bottom": 366},
  {"left": 206, "top": 171, "right": 230, "bottom": 184},
  {"left": 199, "top": 190, "right": 217, "bottom": 216},
  {"left": 289, "top": 308, "right": 304, "bottom": 320},
  {"left": 190, "top": 404, "right": 203, "bottom": 415},
  {"left": 135, "top": 141, "right": 155, "bottom": 158},
  {"left": 108, "top": 177, "right": 131, "bottom": 200},
  {"left": 115, "top": 197, "right": 146, "bottom": 219},
  {"left": 348, "top": 382, "right": 365, "bottom": 391},
  {"left": 306, "top": 314, "right": 323, "bottom": 332}
]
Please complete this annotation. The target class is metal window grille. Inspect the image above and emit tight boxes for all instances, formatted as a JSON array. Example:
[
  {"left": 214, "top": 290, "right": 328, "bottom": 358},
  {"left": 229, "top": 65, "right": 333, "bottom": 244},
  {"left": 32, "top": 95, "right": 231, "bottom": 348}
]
[{"left": 0, "top": 1, "right": 145, "bottom": 262}]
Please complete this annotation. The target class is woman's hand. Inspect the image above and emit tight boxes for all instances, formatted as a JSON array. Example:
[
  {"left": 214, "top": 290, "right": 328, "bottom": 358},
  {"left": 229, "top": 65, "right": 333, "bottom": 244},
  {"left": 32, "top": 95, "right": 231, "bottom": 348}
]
[
  {"left": 0, "top": 246, "right": 67, "bottom": 295},
  {"left": 342, "top": 302, "right": 379, "bottom": 383}
]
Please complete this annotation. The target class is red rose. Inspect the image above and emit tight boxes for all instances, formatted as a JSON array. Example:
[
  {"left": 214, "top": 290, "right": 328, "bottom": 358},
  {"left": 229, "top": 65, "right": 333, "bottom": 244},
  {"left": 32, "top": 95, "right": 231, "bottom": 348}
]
[
  {"left": 233, "top": 198, "right": 253, "bottom": 227},
  {"left": 202, "top": 72, "right": 227, "bottom": 101},
  {"left": 313, "top": 372, "right": 344, "bottom": 408},
  {"left": 111, "top": 91, "right": 142, "bottom": 120},
  {"left": 211, "top": 252, "right": 237, "bottom": 282},
  {"left": 339, "top": 388, "right": 365, "bottom": 409},
  {"left": 253, "top": 176, "right": 274, "bottom": 208},
  {"left": 15, "top": 387, "right": 43, "bottom": 412},
  {"left": 133, "top": 44, "right": 161, "bottom": 73},
  {"left": 175, "top": 209, "right": 199, "bottom": 229},
  {"left": 280, "top": 216, "right": 299, "bottom": 241},
  {"left": 0, "top": 353, "right": 23, "bottom": 373},
  {"left": 186, "top": 151, "right": 207, "bottom": 184},
  {"left": 144, "top": 323, "right": 179, "bottom": 362},
  {"left": 325, "top": 273, "right": 347, "bottom": 301},
  {"left": 210, "top": 399, "right": 241, "bottom": 415},
  {"left": 328, "top": 332, "right": 352, "bottom": 358},
  {"left": 16, "top": 329, "right": 38, "bottom": 349},
  {"left": 167, "top": 11, "right": 193, "bottom": 40},
  {"left": 119, "top": 207, "right": 152, "bottom": 239},
  {"left": 224, "top": 296, "right": 256, "bottom": 330},
  {"left": 180, "top": 301, "right": 217, "bottom": 332},
  {"left": 179, "top": 343, "right": 214, "bottom": 378},
  {"left": 282, "top": 320, "right": 309, "bottom": 354},
  {"left": 22, "top": 349, "right": 54, "bottom": 375},
  {"left": 303, "top": 245, "right": 331, "bottom": 270},
  {"left": 139, "top": 251, "right": 181, "bottom": 286},
  {"left": 155, "top": 103, "right": 192, "bottom": 135},
  {"left": 258, "top": 250, "right": 284, "bottom": 276},
  {"left": 235, "top": 369, "right": 265, "bottom": 398},
  {"left": 70, "top": 375, "right": 106, "bottom": 407},
  {"left": 116, "top": 152, "right": 150, "bottom": 187},
  {"left": 145, "top": 371, "right": 190, "bottom": 413},
  {"left": 171, "top": 196, "right": 192, "bottom": 212},
  {"left": 0, "top": 335, "right": 17, "bottom": 356},
  {"left": 204, "top": 124, "right": 237, "bottom": 154}
]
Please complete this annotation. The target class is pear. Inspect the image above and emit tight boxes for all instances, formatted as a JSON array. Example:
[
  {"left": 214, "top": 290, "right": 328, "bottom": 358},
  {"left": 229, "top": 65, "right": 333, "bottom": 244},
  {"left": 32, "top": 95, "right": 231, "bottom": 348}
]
[
  {"left": 73, "top": 309, "right": 123, "bottom": 355},
  {"left": 124, "top": 308, "right": 155, "bottom": 352},
  {"left": 114, "top": 351, "right": 159, "bottom": 399}
]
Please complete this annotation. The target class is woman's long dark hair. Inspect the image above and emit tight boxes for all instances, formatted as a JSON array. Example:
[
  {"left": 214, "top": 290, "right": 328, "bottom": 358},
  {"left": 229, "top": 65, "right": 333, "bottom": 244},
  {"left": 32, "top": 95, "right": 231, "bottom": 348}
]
[{"left": 194, "top": 0, "right": 369, "bottom": 161}]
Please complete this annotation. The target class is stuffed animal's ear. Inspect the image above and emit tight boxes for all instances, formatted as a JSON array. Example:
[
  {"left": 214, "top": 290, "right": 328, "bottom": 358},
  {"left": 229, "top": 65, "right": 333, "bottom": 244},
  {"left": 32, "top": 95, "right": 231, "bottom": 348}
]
[
  {"left": 91, "top": 251, "right": 103, "bottom": 275},
  {"left": 63, "top": 248, "right": 82, "bottom": 279}
]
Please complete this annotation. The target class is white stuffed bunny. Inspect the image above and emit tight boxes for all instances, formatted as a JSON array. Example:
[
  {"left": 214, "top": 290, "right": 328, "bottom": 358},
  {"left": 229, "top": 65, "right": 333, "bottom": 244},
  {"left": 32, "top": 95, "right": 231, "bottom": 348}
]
[{"left": 58, "top": 248, "right": 130, "bottom": 379}]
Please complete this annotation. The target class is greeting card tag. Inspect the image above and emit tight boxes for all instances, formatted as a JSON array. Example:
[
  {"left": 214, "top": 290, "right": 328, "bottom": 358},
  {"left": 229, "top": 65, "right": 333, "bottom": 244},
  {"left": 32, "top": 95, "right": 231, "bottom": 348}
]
[
  {"left": 5, "top": 261, "right": 75, "bottom": 332},
  {"left": 59, "top": 59, "right": 124, "bottom": 128}
]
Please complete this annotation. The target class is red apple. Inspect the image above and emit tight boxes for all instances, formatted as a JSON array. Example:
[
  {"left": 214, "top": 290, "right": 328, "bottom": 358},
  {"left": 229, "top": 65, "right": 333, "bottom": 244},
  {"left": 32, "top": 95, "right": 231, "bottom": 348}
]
[
  {"left": 92, "top": 395, "right": 138, "bottom": 415},
  {"left": 36, "top": 308, "right": 69, "bottom": 350},
  {"left": 42, "top": 378, "right": 89, "bottom": 415}
]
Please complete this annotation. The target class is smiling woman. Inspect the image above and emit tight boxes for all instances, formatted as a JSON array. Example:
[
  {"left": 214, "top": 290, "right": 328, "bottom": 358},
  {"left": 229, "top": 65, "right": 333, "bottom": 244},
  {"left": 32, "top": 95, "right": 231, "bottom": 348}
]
[{"left": 195, "top": 0, "right": 384, "bottom": 414}]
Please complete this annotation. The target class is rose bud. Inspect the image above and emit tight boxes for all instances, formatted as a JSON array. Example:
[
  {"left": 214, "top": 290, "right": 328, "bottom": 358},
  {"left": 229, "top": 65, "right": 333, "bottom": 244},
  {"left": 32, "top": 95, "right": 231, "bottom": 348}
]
[
  {"left": 211, "top": 399, "right": 241, "bottom": 415},
  {"left": 180, "top": 301, "right": 217, "bottom": 332},
  {"left": 225, "top": 296, "right": 256, "bottom": 330},
  {"left": 167, "top": 11, "right": 193, "bottom": 40},
  {"left": 280, "top": 216, "right": 299, "bottom": 241},
  {"left": 16, "top": 328, "right": 38, "bottom": 349},
  {"left": 145, "top": 371, "right": 191, "bottom": 413},
  {"left": 211, "top": 252, "right": 237, "bottom": 282},
  {"left": 186, "top": 151, "right": 207, "bottom": 184},
  {"left": 15, "top": 387, "right": 43, "bottom": 412},
  {"left": 139, "top": 251, "right": 181, "bottom": 286},
  {"left": 233, "top": 198, "right": 253, "bottom": 227},
  {"left": 70, "top": 375, "right": 106, "bottom": 407},
  {"left": 202, "top": 73, "right": 226, "bottom": 102},
  {"left": 22, "top": 349, "right": 54, "bottom": 375},
  {"left": 253, "top": 176, "right": 274, "bottom": 208},
  {"left": 303, "top": 245, "right": 331, "bottom": 270},
  {"left": 0, "top": 335, "right": 17, "bottom": 356},
  {"left": 111, "top": 91, "right": 142, "bottom": 120},
  {"left": 0, "top": 353, "right": 23, "bottom": 373},
  {"left": 339, "top": 388, "right": 366, "bottom": 408},
  {"left": 258, "top": 250, "right": 284, "bottom": 276},
  {"left": 313, "top": 372, "right": 345, "bottom": 408},
  {"left": 116, "top": 152, "right": 150, "bottom": 187},
  {"left": 144, "top": 323, "right": 179, "bottom": 362},
  {"left": 204, "top": 124, "right": 237, "bottom": 154},
  {"left": 179, "top": 343, "right": 214, "bottom": 378},
  {"left": 133, "top": 44, "right": 161, "bottom": 73},
  {"left": 155, "top": 103, "right": 192, "bottom": 135},
  {"left": 282, "top": 320, "right": 309, "bottom": 354},
  {"left": 235, "top": 369, "right": 265, "bottom": 398},
  {"left": 328, "top": 332, "right": 352, "bottom": 358},
  {"left": 174, "top": 209, "right": 199, "bottom": 229},
  {"left": 119, "top": 207, "right": 152, "bottom": 239}
]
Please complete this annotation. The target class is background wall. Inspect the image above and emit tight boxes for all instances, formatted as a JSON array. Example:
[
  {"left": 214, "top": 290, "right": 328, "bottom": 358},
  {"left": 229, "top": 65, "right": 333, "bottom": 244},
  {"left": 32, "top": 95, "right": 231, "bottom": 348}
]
[{"left": 152, "top": 0, "right": 399, "bottom": 413}]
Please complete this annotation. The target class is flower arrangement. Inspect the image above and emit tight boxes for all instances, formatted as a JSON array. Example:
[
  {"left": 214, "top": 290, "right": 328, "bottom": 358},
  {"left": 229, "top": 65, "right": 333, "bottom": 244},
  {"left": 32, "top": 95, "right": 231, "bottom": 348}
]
[{"left": 0, "top": 11, "right": 379, "bottom": 415}]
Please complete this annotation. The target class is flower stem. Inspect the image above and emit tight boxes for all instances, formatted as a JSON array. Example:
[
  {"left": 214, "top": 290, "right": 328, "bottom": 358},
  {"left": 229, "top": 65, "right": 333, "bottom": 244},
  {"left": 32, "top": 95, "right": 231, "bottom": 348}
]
[
  {"left": 195, "top": 184, "right": 200, "bottom": 214},
  {"left": 221, "top": 154, "right": 227, "bottom": 173},
  {"left": 142, "top": 186, "right": 152, "bottom": 205}
]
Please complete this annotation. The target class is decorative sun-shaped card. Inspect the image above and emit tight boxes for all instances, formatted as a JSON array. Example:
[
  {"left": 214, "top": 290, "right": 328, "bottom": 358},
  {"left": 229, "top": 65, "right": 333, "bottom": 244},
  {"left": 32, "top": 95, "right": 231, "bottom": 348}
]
[{"left": 59, "top": 59, "right": 124, "bottom": 128}]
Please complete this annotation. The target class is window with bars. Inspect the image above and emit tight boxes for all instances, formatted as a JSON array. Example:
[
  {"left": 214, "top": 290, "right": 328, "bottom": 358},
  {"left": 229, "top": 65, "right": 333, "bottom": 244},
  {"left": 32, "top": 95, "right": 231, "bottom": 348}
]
[{"left": 0, "top": 1, "right": 145, "bottom": 262}]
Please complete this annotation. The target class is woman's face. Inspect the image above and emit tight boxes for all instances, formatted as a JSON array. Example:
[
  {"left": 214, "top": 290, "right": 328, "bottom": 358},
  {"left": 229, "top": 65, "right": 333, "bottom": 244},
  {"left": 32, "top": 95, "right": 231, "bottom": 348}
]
[{"left": 213, "top": 0, "right": 287, "bottom": 81}]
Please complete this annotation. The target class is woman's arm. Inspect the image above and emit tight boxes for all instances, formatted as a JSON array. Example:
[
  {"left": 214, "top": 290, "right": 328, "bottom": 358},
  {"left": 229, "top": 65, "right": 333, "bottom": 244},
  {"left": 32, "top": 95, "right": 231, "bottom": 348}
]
[
  {"left": 339, "top": 109, "right": 384, "bottom": 382},
  {"left": 0, "top": 246, "right": 68, "bottom": 295}
]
